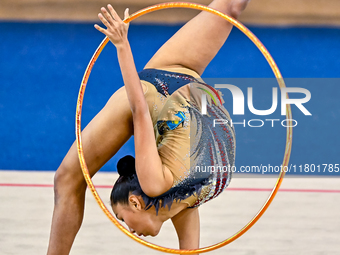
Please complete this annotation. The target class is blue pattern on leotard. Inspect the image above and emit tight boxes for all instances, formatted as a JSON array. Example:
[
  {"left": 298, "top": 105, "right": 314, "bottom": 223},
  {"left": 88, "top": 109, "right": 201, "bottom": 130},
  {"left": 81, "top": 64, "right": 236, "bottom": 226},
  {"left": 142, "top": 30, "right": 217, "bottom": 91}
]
[{"left": 138, "top": 69, "right": 199, "bottom": 96}]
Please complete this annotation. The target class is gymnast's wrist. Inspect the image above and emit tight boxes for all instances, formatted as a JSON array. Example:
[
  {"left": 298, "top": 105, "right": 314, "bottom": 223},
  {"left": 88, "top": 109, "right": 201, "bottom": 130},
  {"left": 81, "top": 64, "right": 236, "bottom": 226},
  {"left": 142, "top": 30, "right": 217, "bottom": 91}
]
[{"left": 115, "top": 39, "right": 130, "bottom": 50}]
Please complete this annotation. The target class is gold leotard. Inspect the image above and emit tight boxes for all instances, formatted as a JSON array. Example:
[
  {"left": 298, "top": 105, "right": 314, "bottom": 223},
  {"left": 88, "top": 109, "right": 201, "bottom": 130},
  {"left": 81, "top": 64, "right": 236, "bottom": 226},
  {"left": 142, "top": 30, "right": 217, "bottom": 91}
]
[{"left": 140, "top": 67, "right": 235, "bottom": 211}]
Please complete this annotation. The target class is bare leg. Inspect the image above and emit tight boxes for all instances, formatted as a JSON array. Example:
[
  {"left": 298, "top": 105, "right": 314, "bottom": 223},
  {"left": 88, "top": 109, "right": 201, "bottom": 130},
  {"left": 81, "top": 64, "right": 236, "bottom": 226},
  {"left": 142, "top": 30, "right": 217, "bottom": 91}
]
[
  {"left": 47, "top": 87, "right": 133, "bottom": 255},
  {"left": 145, "top": 0, "right": 250, "bottom": 75}
]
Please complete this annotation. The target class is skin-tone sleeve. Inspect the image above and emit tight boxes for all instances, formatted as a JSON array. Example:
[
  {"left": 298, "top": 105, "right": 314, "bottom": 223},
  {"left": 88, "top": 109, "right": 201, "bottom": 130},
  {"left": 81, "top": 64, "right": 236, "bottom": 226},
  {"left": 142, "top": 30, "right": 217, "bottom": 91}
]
[{"left": 94, "top": 5, "right": 174, "bottom": 197}]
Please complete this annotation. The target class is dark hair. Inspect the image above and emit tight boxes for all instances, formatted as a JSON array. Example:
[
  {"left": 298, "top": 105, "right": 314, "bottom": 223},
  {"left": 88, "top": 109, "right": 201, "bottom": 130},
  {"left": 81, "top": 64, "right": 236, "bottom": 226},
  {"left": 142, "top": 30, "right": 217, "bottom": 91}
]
[
  {"left": 110, "top": 155, "right": 144, "bottom": 206},
  {"left": 111, "top": 156, "right": 175, "bottom": 215}
]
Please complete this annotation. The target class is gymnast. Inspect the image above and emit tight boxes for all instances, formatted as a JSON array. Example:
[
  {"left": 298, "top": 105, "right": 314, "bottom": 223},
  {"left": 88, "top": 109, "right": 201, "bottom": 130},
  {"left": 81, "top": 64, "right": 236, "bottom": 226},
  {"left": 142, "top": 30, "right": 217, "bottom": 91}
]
[{"left": 47, "top": 0, "right": 249, "bottom": 254}]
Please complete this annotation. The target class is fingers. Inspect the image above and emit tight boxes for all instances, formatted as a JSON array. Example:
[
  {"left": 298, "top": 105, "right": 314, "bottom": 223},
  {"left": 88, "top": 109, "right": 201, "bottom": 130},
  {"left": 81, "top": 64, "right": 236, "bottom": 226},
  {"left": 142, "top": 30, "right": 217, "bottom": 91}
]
[
  {"left": 97, "top": 12, "right": 111, "bottom": 29},
  {"left": 96, "top": 5, "right": 121, "bottom": 29},
  {"left": 124, "top": 8, "right": 130, "bottom": 21},
  {"left": 107, "top": 4, "right": 122, "bottom": 23},
  {"left": 94, "top": 5, "right": 129, "bottom": 43},
  {"left": 94, "top": 24, "right": 107, "bottom": 35},
  {"left": 101, "top": 7, "right": 115, "bottom": 26},
  {"left": 94, "top": 5, "right": 118, "bottom": 35}
]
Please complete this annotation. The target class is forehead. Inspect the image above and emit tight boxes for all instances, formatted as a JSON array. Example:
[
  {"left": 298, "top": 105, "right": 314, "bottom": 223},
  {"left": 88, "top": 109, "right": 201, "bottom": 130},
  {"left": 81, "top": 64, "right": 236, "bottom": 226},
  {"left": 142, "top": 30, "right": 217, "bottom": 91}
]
[{"left": 112, "top": 203, "right": 128, "bottom": 217}]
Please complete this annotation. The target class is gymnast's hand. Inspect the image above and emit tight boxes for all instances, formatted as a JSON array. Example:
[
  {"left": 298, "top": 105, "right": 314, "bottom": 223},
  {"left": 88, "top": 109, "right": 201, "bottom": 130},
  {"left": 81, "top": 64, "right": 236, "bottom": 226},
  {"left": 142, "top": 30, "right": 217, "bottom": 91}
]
[{"left": 94, "top": 5, "right": 130, "bottom": 47}]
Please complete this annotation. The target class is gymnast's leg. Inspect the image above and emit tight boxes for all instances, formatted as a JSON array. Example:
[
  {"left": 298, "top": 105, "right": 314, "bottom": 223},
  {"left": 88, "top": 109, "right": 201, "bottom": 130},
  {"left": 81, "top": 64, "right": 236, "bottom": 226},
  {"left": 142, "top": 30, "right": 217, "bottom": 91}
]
[
  {"left": 47, "top": 87, "right": 133, "bottom": 255},
  {"left": 145, "top": 0, "right": 250, "bottom": 75}
]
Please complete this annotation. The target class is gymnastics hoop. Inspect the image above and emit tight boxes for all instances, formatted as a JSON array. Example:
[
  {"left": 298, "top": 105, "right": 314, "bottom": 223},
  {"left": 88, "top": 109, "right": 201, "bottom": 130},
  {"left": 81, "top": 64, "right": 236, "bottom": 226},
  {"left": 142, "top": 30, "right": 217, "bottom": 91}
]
[{"left": 76, "top": 2, "right": 293, "bottom": 254}]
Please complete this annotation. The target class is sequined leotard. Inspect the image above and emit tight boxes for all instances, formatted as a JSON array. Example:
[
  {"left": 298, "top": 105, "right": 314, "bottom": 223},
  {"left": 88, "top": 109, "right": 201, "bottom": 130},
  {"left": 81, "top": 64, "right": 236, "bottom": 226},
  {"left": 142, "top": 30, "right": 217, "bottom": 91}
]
[{"left": 138, "top": 67, "right": 235, "bottom": 212}]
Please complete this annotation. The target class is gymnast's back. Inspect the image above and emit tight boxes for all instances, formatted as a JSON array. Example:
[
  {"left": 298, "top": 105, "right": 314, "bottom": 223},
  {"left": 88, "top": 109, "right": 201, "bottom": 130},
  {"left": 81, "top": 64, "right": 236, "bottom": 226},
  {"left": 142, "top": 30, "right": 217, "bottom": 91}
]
[{"left": 138, "top": 66, "right": 236, "bottom": 209}]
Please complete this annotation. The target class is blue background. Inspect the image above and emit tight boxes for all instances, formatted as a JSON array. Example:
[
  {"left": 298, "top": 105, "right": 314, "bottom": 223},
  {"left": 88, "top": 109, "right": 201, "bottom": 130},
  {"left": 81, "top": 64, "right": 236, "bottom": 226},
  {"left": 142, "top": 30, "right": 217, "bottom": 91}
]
[{"left": 0, "top": 22, "right": 339, "bottom": 174}]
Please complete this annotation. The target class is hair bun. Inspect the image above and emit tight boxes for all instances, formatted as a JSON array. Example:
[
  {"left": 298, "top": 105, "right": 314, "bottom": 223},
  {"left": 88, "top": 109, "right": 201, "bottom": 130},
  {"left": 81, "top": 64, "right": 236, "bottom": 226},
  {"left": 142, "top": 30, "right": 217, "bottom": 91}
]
[{"left": 117, "top": 155, "right": 136, "bottom": 177}]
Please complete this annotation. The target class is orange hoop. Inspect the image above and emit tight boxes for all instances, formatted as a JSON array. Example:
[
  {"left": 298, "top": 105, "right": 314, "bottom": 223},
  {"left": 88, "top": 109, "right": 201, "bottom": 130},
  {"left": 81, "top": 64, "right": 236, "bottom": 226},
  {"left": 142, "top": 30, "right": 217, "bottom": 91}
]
[{"left": 76, "top": 2, "right": 293, "bottom": 254}]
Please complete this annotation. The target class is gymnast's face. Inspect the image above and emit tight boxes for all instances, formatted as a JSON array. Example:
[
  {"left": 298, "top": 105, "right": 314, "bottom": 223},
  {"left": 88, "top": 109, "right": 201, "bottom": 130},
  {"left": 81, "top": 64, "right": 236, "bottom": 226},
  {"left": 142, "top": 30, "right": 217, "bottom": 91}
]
[{"left": 112, "top": 195, "right": 163, "bottom": 237}]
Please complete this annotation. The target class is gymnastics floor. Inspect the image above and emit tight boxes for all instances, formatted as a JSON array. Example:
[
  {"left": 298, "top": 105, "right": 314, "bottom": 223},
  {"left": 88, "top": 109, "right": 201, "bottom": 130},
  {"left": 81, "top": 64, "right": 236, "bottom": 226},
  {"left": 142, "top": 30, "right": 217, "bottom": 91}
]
[{"left": 0, "top": 171, "right": 339, "bottom": 255}]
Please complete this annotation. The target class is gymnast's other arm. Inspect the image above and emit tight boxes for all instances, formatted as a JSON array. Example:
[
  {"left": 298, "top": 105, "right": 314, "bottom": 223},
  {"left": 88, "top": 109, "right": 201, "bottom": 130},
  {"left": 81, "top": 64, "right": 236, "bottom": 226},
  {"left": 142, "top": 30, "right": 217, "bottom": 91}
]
[
  {"left": 95, "top": 5, "right": 173, "bottom": 197},
  {"left": 171, "top": 207, "right": 200, "bottom": 254}
]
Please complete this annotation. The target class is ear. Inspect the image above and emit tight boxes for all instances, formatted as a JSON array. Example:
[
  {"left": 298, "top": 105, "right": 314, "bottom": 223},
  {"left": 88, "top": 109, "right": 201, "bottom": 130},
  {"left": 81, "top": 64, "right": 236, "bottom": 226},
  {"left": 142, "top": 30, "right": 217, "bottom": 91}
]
[{"left": 128, "top": 195, "right": 143, "bottom": 210}]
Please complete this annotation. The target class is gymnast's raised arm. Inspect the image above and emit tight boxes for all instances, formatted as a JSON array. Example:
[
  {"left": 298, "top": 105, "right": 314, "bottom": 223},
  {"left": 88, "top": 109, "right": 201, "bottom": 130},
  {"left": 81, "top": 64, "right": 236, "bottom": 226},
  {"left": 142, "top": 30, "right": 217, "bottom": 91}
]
[{"left": 95, "top": 5, "right": 173, "bottom": 197}]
